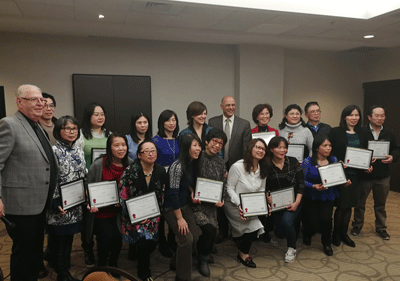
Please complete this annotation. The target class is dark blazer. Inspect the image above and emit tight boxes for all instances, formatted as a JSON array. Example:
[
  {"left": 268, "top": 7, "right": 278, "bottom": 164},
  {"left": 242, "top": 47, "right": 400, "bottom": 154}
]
[
  {"left": 208, "top": 114, "right": 252, "bottom": 169},
  {"left": 329, "top": 126, "right": 368, "bottom": 162},
  {"left": 0, "top": 111, "right": 56, "bottom": 215}
]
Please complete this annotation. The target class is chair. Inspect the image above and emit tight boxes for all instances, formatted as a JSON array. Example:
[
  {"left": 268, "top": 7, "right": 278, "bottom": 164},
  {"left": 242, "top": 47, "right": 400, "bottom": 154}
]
[{"left": 82, "top": 266, "right": 140, "bottom": 281}]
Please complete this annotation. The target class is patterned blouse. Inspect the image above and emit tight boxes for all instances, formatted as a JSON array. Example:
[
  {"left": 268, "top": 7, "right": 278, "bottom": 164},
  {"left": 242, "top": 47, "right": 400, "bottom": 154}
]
[
  {"left": 119, "top": 159, "right": 166, "bottom": 244},
  {"left": 192, "top": 151, "right": 226, "bottom": 228},
  {"left": 47, "top": 140, "right": 86, "bottom": 229}
]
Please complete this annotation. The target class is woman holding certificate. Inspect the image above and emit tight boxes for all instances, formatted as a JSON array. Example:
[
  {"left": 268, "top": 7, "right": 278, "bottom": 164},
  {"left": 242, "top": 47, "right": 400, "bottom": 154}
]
[
  {"left": 126, "top": 112, "right": 152, "bottom": 160},
  {"left": 266, "top": 136, "right": 304, "bottom": 263},
  {"left": 47, "top": 116, "right": 86, "bottom": 281},
  {"left": 87, "top": 133, "right": 133, "bottom": 271},
  {"left": 278, "top": 104, "right": 313, "bottom": 159},
  {"left": 224, "top": 138, "right": 268, "bottom": 268},
  {"left": 251, "top": 103, "right": 279, "bottom": 135},
  {"left": 164, "top": 133, "right": 202, "bottom": 281},
  {"left": 119, "top": 140, "right": 166, "bottom": 281},
  {"left": 191, "top": 128, "right": 227, "bottom": 277},
  {"left": 329, "top": 105, "right": 369, "bottom": 248},
  {"left": 301, "top": 136, "right": 350, "bottom": 256}
]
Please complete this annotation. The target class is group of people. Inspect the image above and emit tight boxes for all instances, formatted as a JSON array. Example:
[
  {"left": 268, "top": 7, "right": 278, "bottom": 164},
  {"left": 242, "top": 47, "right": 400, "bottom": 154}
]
[{"left": 0, "top": 84, "right": 398, "bottom": 281}]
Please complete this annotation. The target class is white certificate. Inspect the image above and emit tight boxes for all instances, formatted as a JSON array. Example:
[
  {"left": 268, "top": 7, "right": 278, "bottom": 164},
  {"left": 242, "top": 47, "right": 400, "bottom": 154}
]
[
  {"left": 60, "top": 178, "right": 86, "bottom": 210},
  {"left": 368, "top": 141, "right": 390, "bottom": 159},
  {"left": 252, "top": 131, "right": 276, "bottom": 145},
  {"left": 91, "top": 148, "right": 106, "bottom": 163},
  {"left": 194, "top": 177, "right": 223, "bottom": 204},
  {"left": 239, "top": 192, "right": 268, "bottom": 217},
  {"left": 270, "top": 187, "right": 295, "bottom": 212},
  {"left": 318, "top": 162, "right": 347, "bottom": 188},
  {"left": 125, "top": 192, "right": 161, "bottom": 225},
  {"left": 87, "top": 181, "right": 119, "bottom": 208},
  {"left": 344, "top": 147, "right": 373, "bottom": 170},
  {"left": 287, "top": 144, "right": 305, "bottom": 163}
]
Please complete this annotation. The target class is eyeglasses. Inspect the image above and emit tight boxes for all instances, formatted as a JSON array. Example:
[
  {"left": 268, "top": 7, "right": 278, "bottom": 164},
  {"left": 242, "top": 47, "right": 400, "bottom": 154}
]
[
  {"left": 44, "top": 104, "right": 55, "bottom": 109},
  {"left": 210, "top": 138, "right": 224, "bottom": 147},
  {"left": 62, "top": 126, "right": 78, "bottom": 133},
  {"left": 20, "top": 97, "right": 45, "bottom": 104},
  {"left": 254, "top": 145, "right": 266, "bottom": 152},
  {"left": 140, "top": 149, "right": 157, "bottom": 155}
]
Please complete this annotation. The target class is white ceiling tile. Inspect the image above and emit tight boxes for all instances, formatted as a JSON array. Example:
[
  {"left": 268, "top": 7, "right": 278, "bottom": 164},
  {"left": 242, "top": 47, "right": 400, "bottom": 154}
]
[
  {"left": 75, "top": 6, "right": 128, "bottom": 23},
  {"left": 130, "top": 1, "right": 185, "bottom": 16},
  {"left": 265, "top": 13, "right": 317, "bottom": 25},
  {"left": 210, "top": 18, "right": 260, "bottom": 32},
  {"left": 15, "top": 0, "right": 73, "bottom": 6},
  {"left": 281, "top": 24, "right": 334, "bottom": 36},
  {"left": 73, "top": 0, "right": 132, "bottom": 11},
  {"left": 222, "top": 9, "right": 278, "bottom": 24},
  {"left": 247, "top": 23, "right": 298, "bottom": 34},
  {"left": 125, "top": 12, "right": 176, "bottom": 26},
  {"left": 375, "top": 21, "right": 400, "bottom": 33},
  {"left": 17, "top": 2, "right": 74, "bottom": 19},
  {"left": 0, "top": 0, "right": 22, "bottom": 16}
]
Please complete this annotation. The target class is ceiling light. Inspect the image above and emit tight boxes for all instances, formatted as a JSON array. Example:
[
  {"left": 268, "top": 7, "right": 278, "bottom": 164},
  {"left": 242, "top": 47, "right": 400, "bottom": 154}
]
[
  {"left": 364, "top": 35, "right": 374, "bottom": 39},
  {"left": 99, "top": 14, "right": 105, "bottom": 19}
]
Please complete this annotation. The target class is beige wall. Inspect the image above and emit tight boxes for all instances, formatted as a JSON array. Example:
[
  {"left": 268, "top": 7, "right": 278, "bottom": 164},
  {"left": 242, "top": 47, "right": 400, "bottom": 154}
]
[{"left": 364, "top": 47, "right": 400, "bottom": 82}]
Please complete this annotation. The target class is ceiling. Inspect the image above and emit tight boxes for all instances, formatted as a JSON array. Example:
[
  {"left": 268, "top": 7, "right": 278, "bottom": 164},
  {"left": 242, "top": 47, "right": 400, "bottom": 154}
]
[{"left": 2, "top": 0, "right": 400, "bottom": 51}]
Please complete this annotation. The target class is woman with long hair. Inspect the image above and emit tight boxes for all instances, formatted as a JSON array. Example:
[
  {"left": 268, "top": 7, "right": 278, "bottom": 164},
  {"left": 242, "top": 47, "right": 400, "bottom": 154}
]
[
  {"left": 126, "top": 112, "right": 152, "bottom": 160},
  {"left": 224, "top": 138, "right": 269, "bottom": 268},
  {"left": 119, "top": 141, "right": 167, "bottom": 281},
  {"left": 163, "top": 133, "right": 202, "bottom": 281},
  {"left": 87, "top": 133, "right": 133, "bottom": 272},
  {"left": 266, "top": 136, "right": 304, "bottom": 263},
  {"left": 301, "top": 135, "right": 351, "bottom": 256}
]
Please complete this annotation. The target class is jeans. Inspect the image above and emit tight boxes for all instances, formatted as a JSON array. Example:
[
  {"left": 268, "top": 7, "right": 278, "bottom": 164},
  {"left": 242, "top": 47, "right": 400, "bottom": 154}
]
[{"left": 272, "top": 204, "right": 302, "bottom": 249}]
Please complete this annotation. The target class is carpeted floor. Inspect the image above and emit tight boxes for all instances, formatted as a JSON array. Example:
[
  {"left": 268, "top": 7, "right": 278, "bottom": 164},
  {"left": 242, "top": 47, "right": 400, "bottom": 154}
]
[{"left": 1, "top": 191, "right": 400, "bottom": 281}]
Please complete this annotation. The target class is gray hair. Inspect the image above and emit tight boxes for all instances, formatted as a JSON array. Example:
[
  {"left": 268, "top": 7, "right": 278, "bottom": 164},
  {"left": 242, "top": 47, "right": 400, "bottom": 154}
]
[{"left": 16, "top": 84, "right": 42, "bottom": 98}]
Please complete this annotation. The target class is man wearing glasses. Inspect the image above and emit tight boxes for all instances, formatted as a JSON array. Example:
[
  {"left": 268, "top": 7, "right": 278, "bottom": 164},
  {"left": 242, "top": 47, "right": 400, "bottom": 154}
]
[
  {"left": 0, "top": 84, "right": 57, "bottom": 281},
  {"left": 304, "top": 101, "right": 332, "bottom": 138},
  {"left": 39, "top": 93, "right": 57, "bottom": 145}
]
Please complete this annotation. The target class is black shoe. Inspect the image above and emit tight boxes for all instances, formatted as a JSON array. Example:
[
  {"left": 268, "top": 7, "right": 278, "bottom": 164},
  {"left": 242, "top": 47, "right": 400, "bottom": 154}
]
[
  {"left": 341, "top": 233, "right": 356, "bottom": 247},
  {"left": 303, "top": 236, "right": 311, "bottom": 246},
  {"left": 159, "top": 243, "right": 173, "bottom": 258},
  {"left": 198, "top": 256, "right": 210, "bottom": 277},
  {"left": 323, "top": 245, "right": 333, "bottom": 256},
  {"left": 84, "top": 249, "right": 95, "bottom": 268},
  {"left": 376, "top": 230, "right": 390, "bottom": 240},
  {"left": 332, "top": 233, "right": 341, "bottom": 247},
  {"left": 237, "top": 253, "right": 256, "bottom": 268},
  {"left": 351, "top": 227, "right": 361, "bottom": 236}
]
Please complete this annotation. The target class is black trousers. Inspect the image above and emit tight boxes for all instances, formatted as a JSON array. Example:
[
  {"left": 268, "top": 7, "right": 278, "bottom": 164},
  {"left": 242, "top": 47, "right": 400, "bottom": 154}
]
[
  {"left": 52, "top": 234, "right": 74, "bottom": 276},
  {"left": 135, "top": 239, "right": 158, "bottom": 280},
  {"left": 6, "top": 210, "right": 46, "bottom": 281},
  {"left": 237, "top": 231, "right": 258, "bottom": 254},
  {"left": 197, "top": 224, "right": 217, "bottom": 255},
  {"left": 93, "top": 216, "right": 122, "bottom": 266},
  {"left": 303, "top": 197, "right": 334, "bottom": 246}
]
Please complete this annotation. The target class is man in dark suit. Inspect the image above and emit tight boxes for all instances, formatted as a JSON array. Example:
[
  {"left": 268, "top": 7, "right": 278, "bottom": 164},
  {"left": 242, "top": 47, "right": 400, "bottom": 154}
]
[
  {"left": 0, "top": 84, "right": 57, "bottom": 281},
  {"left": 208, "top": 96, "right": 251, "bottom": 243}
]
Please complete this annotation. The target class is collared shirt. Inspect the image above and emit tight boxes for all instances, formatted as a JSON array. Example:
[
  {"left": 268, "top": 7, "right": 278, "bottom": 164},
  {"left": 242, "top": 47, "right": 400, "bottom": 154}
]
[
  {"left": 307, "top": 121, "right": 321, "bottom": 133},
  {"left": 369, "top": 124, "right": 383, "bottom": 140},
  {"left": 223, "top": 114, "right": 235, "bottom": 138}
]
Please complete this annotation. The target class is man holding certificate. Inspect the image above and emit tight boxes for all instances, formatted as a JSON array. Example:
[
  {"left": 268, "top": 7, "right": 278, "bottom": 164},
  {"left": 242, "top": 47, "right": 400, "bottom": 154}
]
[{"left": 352, "top": 106, "right": 400, "bottom": 240}]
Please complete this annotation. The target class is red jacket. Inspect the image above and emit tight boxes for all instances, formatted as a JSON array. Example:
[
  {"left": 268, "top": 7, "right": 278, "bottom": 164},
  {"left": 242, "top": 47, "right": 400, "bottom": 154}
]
[{"left": 251, "top": 125, "right": 279, "bottom": 136}]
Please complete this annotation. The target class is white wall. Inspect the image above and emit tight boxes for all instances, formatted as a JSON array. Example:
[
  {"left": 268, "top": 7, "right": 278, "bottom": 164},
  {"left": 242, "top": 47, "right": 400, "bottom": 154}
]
[{"left": 363, "top": 47, "right": 400, "bottom": 82}]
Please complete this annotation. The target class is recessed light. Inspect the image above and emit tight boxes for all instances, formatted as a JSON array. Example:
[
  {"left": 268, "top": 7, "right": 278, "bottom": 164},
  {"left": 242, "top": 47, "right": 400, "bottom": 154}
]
[
  {"left": 99, "top": 14, "right": 105, "bottom": 19},
  {"left": 364, "top": 35, "right": 374, "bottom": 39}
]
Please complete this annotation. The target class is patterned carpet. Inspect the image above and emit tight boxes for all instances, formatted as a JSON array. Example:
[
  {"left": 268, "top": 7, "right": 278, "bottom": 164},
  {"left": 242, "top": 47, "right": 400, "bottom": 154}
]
[{"left": 1, "top": 191, "right": 400, "bottom": 281}]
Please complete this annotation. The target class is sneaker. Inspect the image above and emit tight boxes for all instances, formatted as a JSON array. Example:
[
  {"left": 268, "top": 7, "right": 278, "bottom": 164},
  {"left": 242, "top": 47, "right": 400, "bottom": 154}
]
[
  {"left": 376, "top": 230, "right": 390, "bottom": 240},
  {"left": 351, "top": 227, "right": 361, "bottom": 236},
  {"left": 284, "top": 247, "right": 297, "bottom": 263}
]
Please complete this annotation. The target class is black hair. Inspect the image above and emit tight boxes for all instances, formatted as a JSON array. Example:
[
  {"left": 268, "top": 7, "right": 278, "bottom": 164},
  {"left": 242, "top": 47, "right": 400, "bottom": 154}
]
[
  {"left": 205, "top": 128, "right": 227, "bottom": 145},
  {"left": 129, "top": 112, "right": 152, "bottom": 143},
  {"left": 157, "top": 110, "right": 179, "bottom": 138},
  {"left": 252, "top": 103, "right": 274, "bottom": 124},
  {"left": 268, "top": 136, "right": 288, "bottom": 151},
  {"left": 278, "top": 104, "right": 306, "bottom": 129},
  {"left": 368, "top": 105, "right": 386, "bottom": 117},
  {"left": 104, "top": 133, "right": 130, "bottom": 169},
  {"left": 178, "top": 133, "right": 201, "bottom": 179},
  {"left": 243, "top": 138, "right": 268, "bottom": 179},
  {"left": 81, "top": 103, "right": 110, "bottom": 140},
  {"left": 310, "top": 135, "right": 333, "bottom": 166},
  {"left": 53, "top": 115, "right": 80, "bottom": 145},
  {"left": 304, "top": 101, "right": 319, "bottom": 113},
  {"left": 339, "top": 105, "right": 362, "bottom": 130},
  {"left": 136, "top": 140, "right": 157, "bottom": 160},
  {"left": 186, "top": 101, "right": 207, "bottom": 126},
  {"left": 42, "top": 92, "right": 56, "bottom": 107}
]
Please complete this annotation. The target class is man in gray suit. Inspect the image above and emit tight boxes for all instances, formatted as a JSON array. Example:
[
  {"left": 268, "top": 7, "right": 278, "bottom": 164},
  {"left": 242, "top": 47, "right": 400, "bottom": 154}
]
[
  {"left": 0, "top": 84, "right": 57, "bottom": 281},
  {"left": 208, "top": 96, "right": 252, "bottom": 242}
]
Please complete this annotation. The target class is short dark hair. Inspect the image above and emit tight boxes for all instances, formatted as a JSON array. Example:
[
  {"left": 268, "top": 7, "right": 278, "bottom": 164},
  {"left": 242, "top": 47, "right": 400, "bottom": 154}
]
[
  {"left": 81, "top": 103, "right": 110, "bottom": 140},
  {"left": 310, "top": 135, "right": 333, "bottom": 166},
  {"left": 104, "top": 133, "right": 130, "bottom": 169},
  {"left": 129, "top": 112, "right": 152, "bottom": 143},
  {"left": 252, "top": 103, "right": 273, "bottom": 124},
  {"left": 268, "top": 136, "right": 288, "bottom": 151},
  {"left": 278, "top": 104, "right": 306, "bottom": 130},
  {"left": 339, "top": 105, "right": 362, "bottom": 130},
  {"left": 42, "top": 92, "right": 56, "bottom": 107},
  {"left": 186, "top": 101, "right": 207, "bottom": 126},
  {"left": 157, "top": 110, "right": 179, "bottom": 138},
  {"left": 136, "top": 141, "right": 157, "bottom": 160},
  {"left": 205, "top": 128, "right": 227, "bottom": 145},
  {"left": 304, "top": 101, "right": 319, "bottom": 113},
  {"left": 53, "top": 115, "right": 80, "bottom": 144},
  {"left": 243, "top": 138, "right": 268, "bottom": 179},
  {"left": 178, "top": 133, "right": 201, "bottom": 179},
  {"left": 368, "top": 105, "right": 386, "bottom": 117}
]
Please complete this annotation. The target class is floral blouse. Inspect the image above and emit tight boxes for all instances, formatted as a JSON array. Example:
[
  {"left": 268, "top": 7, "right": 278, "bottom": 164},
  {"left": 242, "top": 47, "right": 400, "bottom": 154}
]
[{"left": 119, "top": 159, "right": 166, "bottom": 244}]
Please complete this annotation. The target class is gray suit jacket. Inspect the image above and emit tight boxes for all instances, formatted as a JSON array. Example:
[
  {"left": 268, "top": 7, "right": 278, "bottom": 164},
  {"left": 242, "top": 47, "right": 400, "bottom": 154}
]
[
  {"left": 0, "top": 111, "right": 55, "bottom": 215},
  {"left": 208, "top": 114, "right": 252, "bottom": 169}
]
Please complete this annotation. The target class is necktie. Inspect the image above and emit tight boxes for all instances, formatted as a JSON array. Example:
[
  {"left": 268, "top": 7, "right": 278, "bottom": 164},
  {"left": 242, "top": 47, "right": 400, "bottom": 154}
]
[{"left": 224, "top": 119, "right": 230, "bottom": 162}]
